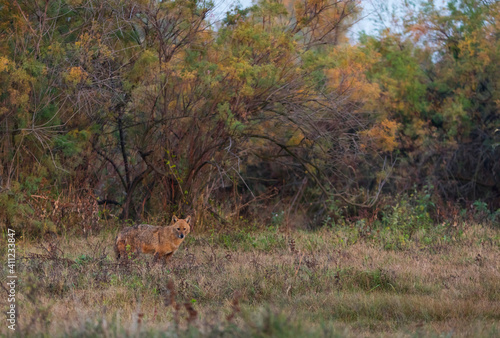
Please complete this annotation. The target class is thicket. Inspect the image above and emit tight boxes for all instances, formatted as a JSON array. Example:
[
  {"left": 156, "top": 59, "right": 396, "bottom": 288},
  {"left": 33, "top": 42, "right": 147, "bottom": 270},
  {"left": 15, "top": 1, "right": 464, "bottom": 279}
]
[{"left": 0, "top": 0, "right": 498, "bottom": 236}]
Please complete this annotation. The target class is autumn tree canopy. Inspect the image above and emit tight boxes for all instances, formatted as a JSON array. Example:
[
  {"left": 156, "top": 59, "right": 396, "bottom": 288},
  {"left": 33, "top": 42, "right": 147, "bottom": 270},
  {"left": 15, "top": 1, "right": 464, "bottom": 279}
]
[{"left": 0, "top": 0, "right": 498, "bottom": 234}]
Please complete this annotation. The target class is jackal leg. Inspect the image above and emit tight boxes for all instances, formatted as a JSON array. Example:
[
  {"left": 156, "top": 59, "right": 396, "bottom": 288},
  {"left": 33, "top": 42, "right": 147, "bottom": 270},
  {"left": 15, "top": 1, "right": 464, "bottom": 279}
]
[
  {"left": 153, "top": 252, "right": 163, "bottom": 264},
  {"left": 153, "top": 251, "right": 173, "bottom": 265},
  {"left": 164, "top": 252, "right": 174, "bottom": 263},
  {"left": 115, "top": 239, "right": 126, "bottom": 260}
]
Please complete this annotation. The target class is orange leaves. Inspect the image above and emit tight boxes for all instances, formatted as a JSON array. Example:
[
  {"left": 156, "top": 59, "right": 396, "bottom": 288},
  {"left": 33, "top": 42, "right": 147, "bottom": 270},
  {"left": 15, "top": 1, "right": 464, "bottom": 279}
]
[
  {"left": 409, "top": 23, "right": 428, "bottom": 42},
  {"left": 325, "top": 45, "right": 380, "bottom": 108},
  {"left": 0, "top": 56, "right": 9, "bottom": 72},
  {"left": 291, "top": 0, "right": 360, "bottom": 44},
  {"left": 361, "top": 119, "right": 399, "bottom": 153},
  {"left": 75, "top": 32, "right": 92, "bottom": 49},
  {"left": 326, "top": 66, "right": 379, "bottom": 104}
]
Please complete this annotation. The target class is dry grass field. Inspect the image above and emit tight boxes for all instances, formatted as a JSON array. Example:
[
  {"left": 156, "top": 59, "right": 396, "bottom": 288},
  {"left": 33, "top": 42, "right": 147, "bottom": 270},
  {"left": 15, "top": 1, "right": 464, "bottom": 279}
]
[{"left": 1, "top": 222, "right": 500, "bottom": 337}]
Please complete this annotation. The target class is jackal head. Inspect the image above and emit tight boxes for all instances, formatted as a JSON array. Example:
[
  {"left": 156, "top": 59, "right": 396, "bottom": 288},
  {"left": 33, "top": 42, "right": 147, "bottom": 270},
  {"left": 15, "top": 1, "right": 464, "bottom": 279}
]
[{"left": 172, "top": 215, "right": 191, "bottom": 239}]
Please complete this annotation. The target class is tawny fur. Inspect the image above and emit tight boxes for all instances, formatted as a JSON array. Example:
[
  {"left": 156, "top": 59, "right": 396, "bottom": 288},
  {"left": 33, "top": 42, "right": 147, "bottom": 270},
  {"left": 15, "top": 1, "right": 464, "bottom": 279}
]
[{"left": 114, "top": 215, "right": 191, "bottom": 264}]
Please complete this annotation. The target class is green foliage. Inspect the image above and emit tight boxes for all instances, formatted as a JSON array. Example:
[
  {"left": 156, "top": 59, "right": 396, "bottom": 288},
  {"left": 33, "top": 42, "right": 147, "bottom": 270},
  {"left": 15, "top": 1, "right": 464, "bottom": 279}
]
[
  {"left": 54, "top": 129, "right": 90, "bottom": 156},
  {"left": 0, "top": 188, "right": 32, "bottom": 228},
  {"left": 211, "top": 228, "right": 286, "bottom": 252},
  {"left": 359, "top": 0, "right": 500, "bottom": 212},
  {"left": 74, "top": 254, "right": 92, "bottom": 266},
  {"left": 471, "top": 200, "right": 500, "bottom": 225},
  {"left": 0, "top": 183, "right": 58, "bottom": 237},
  {"left": 381, "top": 187, "right": 435, "bottom": 233}
]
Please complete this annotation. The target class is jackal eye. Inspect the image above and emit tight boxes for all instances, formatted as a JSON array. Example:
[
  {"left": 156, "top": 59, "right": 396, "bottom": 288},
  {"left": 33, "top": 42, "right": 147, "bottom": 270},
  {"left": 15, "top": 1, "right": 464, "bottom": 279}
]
[{"left": 177, "top": 228, "right": 180, "bottom": 230}]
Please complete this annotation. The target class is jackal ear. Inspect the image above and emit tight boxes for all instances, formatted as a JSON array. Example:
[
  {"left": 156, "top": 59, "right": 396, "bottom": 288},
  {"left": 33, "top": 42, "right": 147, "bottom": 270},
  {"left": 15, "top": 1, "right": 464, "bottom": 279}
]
[
  {"left": 185, "top": 215, "right": 191, "bottom": 224},
  {"left": 172, "top": 215, "right": 179, "bottom": 223}
]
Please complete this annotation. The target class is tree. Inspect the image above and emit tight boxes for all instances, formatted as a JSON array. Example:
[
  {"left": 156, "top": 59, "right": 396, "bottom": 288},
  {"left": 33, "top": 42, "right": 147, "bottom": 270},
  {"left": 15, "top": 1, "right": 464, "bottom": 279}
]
[{"left": 362, "top": 0, "right": 500, "bottom": 208}]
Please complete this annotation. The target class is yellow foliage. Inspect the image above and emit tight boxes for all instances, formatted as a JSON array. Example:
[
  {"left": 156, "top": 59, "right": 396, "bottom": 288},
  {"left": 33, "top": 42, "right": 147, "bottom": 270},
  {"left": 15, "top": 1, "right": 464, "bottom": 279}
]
[
  {"left": 361, "top": 119, "right": 399, "bottom": 152},
  {"left": 75, "top": 32, "right": 91, "bottom": 49},
  {"left": 65, "top": 66, "right": 88, "bottom": 85},
  {"left": 0, "top": 57, "right": 33, "bottom": 107},
  {"left": 0, "top": 56, "right": 10, "bottom": 72},
  {"left": 67, "top": 0, "right": 84, "bottom": 5},
  {"left": 458, "top": 33, "right": 478, "bottom": 58},
  {"left": 291, "top": 0, "right": 359, "bottom": 44},
  {"left": 286, "top": 129, "right": 305, "bottom": 146},
  {"left": 326, "top": 45, "right": 381, "bottom": 108}
]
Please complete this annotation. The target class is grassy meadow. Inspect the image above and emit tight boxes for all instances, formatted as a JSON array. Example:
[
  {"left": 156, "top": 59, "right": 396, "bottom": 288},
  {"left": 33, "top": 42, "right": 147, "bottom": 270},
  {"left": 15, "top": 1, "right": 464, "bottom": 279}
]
[
  {"left": 1, "top": 220, "right": 499, "bottom": 337},
  {"left": 2, "top": 0, "right": 500, "bottom": 337}
]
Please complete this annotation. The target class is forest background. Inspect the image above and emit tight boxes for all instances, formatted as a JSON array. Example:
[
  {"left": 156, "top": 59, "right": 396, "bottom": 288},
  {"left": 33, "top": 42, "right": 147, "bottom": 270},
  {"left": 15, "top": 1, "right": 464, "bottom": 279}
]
[{"left": 1, "top": 0, "right": 499, "bottom": 235}]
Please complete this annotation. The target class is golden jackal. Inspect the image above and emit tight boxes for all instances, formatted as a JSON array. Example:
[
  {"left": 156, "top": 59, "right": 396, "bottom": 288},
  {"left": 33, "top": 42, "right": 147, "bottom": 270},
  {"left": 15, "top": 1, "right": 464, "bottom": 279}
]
[{"left": 114, "top": 215, "right": 191, "bottom": 263}]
